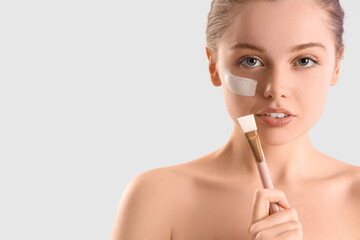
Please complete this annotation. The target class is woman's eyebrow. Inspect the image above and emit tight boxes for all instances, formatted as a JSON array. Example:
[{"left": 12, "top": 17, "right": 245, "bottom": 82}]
[
  {"left": 229, "top": 42, "right": 326, "bottom": 53},
  {"left": 290, "top": 42, "right": 326, "bottom": 52},
  {"left": 230, "top": 43, "right": 265, "bottom": 52}
]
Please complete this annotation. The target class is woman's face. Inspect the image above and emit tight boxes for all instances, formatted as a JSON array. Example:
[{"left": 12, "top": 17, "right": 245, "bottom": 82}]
[{"left": 214, "top": 0, "right": 344, "bottom": 146}]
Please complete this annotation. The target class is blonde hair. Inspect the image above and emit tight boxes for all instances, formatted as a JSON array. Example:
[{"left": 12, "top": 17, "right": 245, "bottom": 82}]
[{"left": 205, "top": 0, "right": 345, "bottom": 61}]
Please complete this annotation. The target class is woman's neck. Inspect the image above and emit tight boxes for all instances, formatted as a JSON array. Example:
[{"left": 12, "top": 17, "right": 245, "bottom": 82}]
[{"left": 215, "top": 124, "right": 321, "bottom": 186}]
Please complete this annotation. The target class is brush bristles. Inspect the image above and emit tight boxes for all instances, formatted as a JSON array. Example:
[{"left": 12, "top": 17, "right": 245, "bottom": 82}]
[{"left": 237, "top": 114, "right": 257, "bottom": 133}]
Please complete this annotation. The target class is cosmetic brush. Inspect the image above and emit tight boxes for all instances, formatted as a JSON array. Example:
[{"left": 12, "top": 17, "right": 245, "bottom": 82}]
[{"left": 237, "top": 114, "right": 280, "bottom": 214}]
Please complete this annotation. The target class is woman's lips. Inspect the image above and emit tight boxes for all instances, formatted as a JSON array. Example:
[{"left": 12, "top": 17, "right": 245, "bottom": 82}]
[
  {"left": 257, "top": 108, "right": 294, "bottom": 116},
  {"left": 256, "top": 114, "right": 295, "bottom": 127}
]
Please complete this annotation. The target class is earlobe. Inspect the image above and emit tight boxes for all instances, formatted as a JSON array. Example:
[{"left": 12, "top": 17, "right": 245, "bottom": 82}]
[
  {"left": 205, "top": 46, "right": 222, "bottom": 87},
  {"left": 330, "top": 72, "right": 339, "bottom": 86}
]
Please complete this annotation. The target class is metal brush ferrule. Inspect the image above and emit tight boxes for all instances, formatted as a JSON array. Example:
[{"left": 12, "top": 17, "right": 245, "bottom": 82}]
[{"left": 245, "top": 130, "right": 266, "bottom": 163}]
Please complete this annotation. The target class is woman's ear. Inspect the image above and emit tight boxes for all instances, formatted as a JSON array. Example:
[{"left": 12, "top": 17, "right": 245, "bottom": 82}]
[
  {"left": 330, "top": 44, "right": 345, "bottom": 86},
  {"left": 205, "top": 46, "right": 221, "bottom": 87}
]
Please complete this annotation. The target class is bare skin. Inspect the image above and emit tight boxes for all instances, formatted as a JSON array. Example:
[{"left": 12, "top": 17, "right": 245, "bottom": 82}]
[
  {"left": 164, "top": 139, "right": 360, "bottom": 239},
  {"left": 111, "top": 0, "right": 360, "bottom": 239},
  {"left": 111, "top": 136, "right": 360, "bottom": 239}
]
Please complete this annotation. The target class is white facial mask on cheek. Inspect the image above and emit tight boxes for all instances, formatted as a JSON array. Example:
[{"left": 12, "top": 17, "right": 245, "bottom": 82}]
[{"left": 219, "top": 60, "right": 257, "bottom": 96}]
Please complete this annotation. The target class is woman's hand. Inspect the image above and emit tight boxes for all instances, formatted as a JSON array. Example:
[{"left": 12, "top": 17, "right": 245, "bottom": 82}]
[{"left": 248, "top": 188, "right": 303, "bottom": 239}]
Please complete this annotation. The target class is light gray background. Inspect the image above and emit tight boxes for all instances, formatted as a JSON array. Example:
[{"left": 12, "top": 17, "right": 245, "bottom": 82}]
[{"left": 0, "top": 0, "right": 359, "bottom": 239}]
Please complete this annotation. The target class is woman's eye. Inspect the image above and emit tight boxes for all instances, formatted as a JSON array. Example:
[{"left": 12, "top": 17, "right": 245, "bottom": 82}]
[
  {"left": 239, "top": 57, "right": 263, "bottom": 68},
  {"left": 295, "top": 57, "right": 317, "bottom": 67}
]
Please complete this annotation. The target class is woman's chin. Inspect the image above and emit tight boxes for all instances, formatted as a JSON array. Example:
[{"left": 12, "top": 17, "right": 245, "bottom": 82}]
[{"left": 257, "top": 130, "right": 302, "bottom": 146}]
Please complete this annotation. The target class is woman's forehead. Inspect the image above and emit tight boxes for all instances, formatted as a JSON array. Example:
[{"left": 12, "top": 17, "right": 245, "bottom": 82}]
[{"left": 220, "top": 0, "right": 335, "bottom": 54}]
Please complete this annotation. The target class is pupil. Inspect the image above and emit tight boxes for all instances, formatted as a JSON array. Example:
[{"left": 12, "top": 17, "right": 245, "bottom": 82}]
[
  {"left": 300, "top": 58, "right": 309, "bottom": 65},
  {"left": 247, "top": 58, "right": 257, "bottom": 66}
]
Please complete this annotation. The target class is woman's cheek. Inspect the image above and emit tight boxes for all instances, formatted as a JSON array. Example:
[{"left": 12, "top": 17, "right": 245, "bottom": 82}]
[
  {"left": 297, "top": 74, "right": 331, "bottom": 126},
  {"left": 311, "top": 72, "right": 331, "bottom": 103},
  {"left": 222, "top": 85, "right": 254, "bottom": 120}
]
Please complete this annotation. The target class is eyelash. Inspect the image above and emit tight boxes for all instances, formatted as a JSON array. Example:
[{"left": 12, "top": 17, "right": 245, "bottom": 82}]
[{"left": 237, "top": 56, "right": 319, "bottom": 70}]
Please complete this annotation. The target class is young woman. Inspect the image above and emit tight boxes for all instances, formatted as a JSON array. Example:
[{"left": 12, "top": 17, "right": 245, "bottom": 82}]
[{"left": 111, "top": 0, "right": 360, "bottom": 239}]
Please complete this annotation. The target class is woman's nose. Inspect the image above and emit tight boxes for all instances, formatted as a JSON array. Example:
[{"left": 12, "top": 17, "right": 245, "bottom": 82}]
[{"left": 262, "top": 68, "right": 291, "bottom": 99}]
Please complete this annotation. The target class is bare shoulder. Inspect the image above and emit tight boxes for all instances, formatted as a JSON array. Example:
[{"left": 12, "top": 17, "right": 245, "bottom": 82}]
[
  {"left": 122, "top": 158, "right": 207, "bottom": 206},
  {"left": 346, "top": 164, "right": 360, "bottom": 199},
  {"left": 130, "top": 165, "right": 184, "bottom": 189},
  {"left": 314, "top": 157, "right": 360, "bottom": 235},
  {"left": 331, "top": 158, "right": 360, "bottom": 196},
  {"left": 129, "top": 161, "right": 199, "bottom": 191},
  {"left": 110, "top": 163, "right": 196, "bottom": 240},
  {"left": 336, "top": 162, "right": 360, "bottom": 226},
  {"left": 319, "top": 155, "right": 360, "bottom": 205},
  {"left": 344, "top": 164, "right": 360, "bottom": 228}
]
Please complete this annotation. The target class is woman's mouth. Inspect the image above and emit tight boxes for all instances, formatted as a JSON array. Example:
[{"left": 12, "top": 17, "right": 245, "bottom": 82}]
[
  {"left": 256, "top": 108, "right": 295, "bottom": 127},
  {"left": 264, "top": 113, "right": 289, "bottom": 118},
  {"left": 256, "top": 113, "right": 295, "bottom": 127}
]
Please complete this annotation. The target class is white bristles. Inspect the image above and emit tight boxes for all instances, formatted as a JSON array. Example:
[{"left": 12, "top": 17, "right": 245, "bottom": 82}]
[{"left": 237, "top": 114, "right": 257, "bottom": 133}]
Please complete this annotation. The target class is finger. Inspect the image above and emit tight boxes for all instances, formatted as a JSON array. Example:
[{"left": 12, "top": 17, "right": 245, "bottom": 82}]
[
  {"left": 250, "top": 188, "right": 291, "bottom": 224},
  {"left": 273, "top": 225, "right": 303, "bottom": 240},
  {"left": 249, "top": 208, "right": 300, "bottom": 236},
  {"left": 250, "top": 220, "right": 301, "bottom": 239}
]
